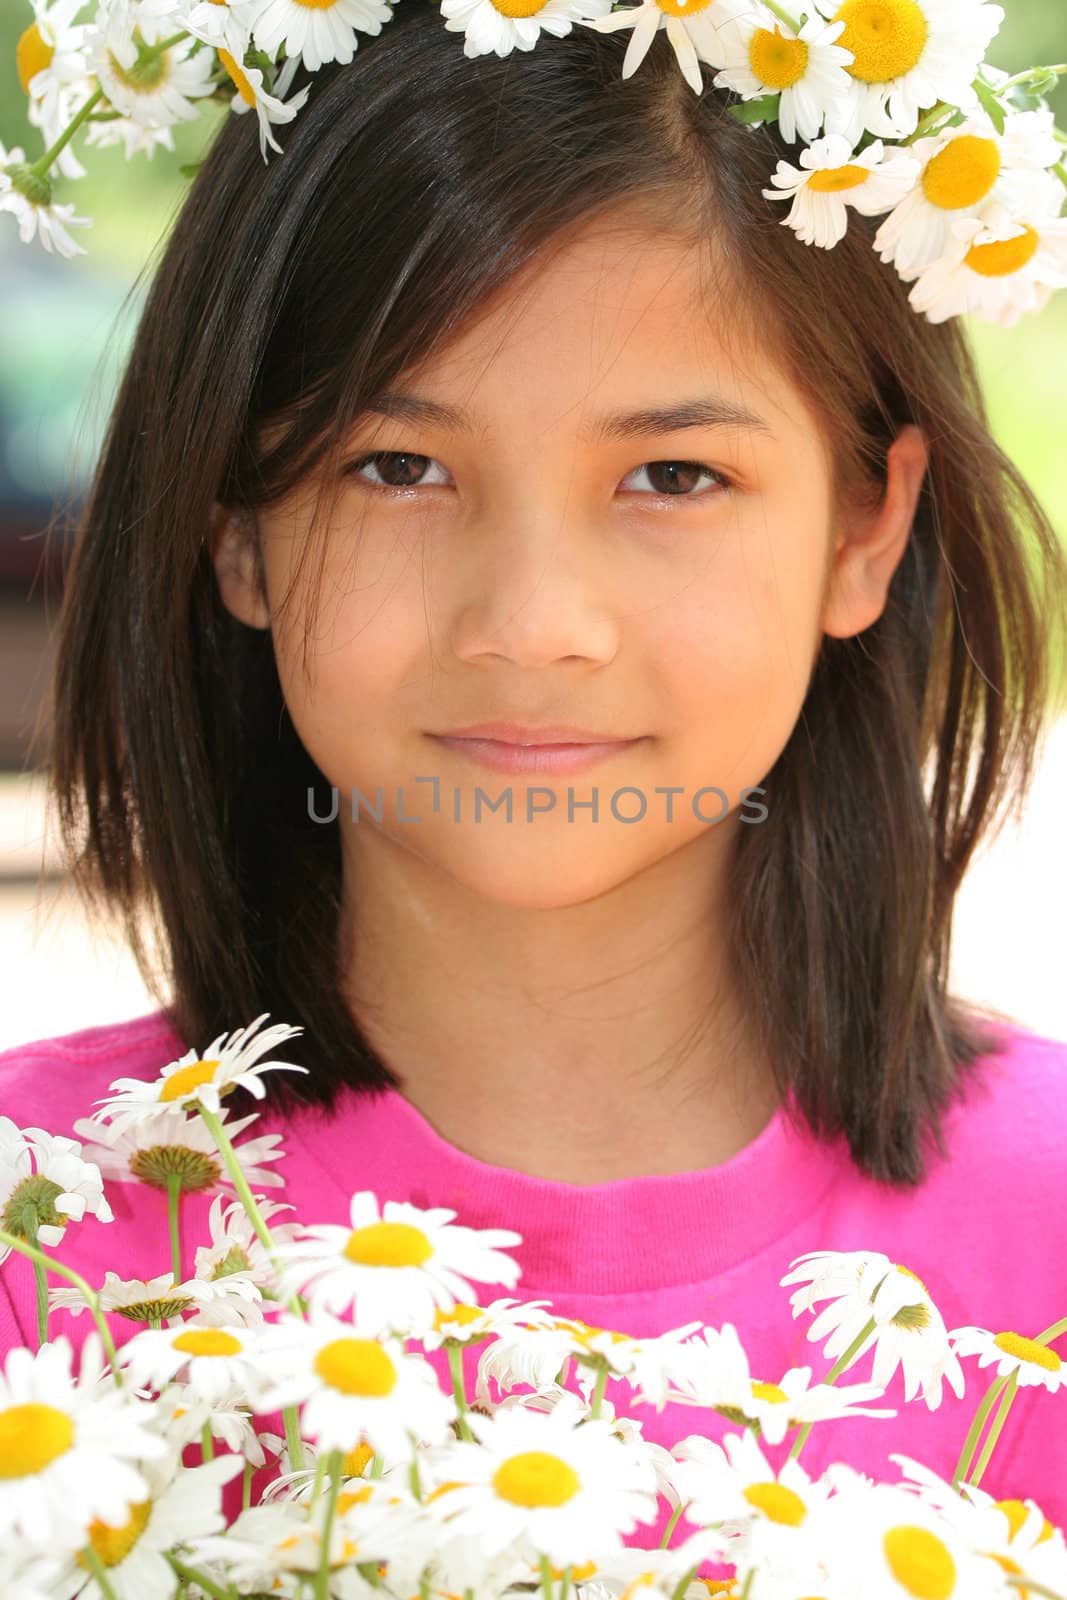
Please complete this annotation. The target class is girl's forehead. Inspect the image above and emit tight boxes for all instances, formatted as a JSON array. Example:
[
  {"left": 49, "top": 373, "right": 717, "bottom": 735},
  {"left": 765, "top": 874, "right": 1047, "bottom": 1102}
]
[{"left": 390, "top": 223, "right": 804, "bottom": 446}]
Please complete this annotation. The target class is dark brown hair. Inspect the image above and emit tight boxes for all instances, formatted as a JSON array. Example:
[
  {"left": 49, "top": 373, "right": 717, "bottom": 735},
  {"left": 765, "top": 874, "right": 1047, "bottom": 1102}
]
[{"left": 36, "top": 0, "right": 1067, "bottom": 1184}]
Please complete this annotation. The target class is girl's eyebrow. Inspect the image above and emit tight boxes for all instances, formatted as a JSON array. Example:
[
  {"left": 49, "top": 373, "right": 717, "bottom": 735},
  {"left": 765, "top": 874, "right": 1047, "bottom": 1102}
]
[{"left": 364, "top": 390, "right": 774, "bottom": 443}]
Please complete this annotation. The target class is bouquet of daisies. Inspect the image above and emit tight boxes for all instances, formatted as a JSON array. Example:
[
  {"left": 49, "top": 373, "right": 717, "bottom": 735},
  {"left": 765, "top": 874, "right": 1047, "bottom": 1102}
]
[
  {"left": 1, "top": 1013, "right": 1066, "bottom": 1599},
  {"left": 3, "top": 0, "right": 1067, "bottom": 325}
]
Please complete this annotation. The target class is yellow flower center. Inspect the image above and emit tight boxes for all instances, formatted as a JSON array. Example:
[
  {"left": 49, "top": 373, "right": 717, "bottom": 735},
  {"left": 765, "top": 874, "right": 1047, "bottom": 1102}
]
[
  {"left": 750, "top": 1380, "right": 789, "bottom": 1404},
  {"left": 492, "top": 1451, "right": 581, "bottom": 1508},
  {"left": 993, "top": 1332, "right": 1062, "bottom": 1372},
  {"left": 344, "top": 1220, "right": 434, "bottom": 1268},
  {"left": 832, "top": 0, "right": 928, "bottom": 83},
  {"left": 171, "top": 1327, "right": 243, "bottom": 1357},
  {"left": 490, "top": 0, "right": 554, "bottom": 14},
  {"left": 0, "top": 1403, "right": 75, "bottom": 1478},
  {"left": 81, "top": 1501, "right": 152, "bottom": 1569},
  {"left": 342, "top": 1441, "right": 375, "bottom": 1476},
  {"left": 807, "top": 162, "right": 871, "bottom": 191},
  {"left": 749, "top": 27, "right": 809, "bottom": 89},
  {"left": 433, "top": 1303, "right": 485, "bottom": 1336},
  {"left": 883, "top": 1526, "right": 956, "bottom": 1598},
  {"left": 17, "top": 23, "right": 54, "bottom": 94},
  {"left": 921, "top": 135, "right": 1001, "bottom": 210},
  {"left": 313, "top": 1338, "right": 398, "bottom": 1396},
  {"left": 551, "top": 1563, "right": 598, "bottom": 1582},
  {"left": 994, "top": 1499, "right": 1055, "bottom": 1544},
  {"left": 656, "top": 0, "right": 718, "bottom": 15},
  {"left": 742, "top": 1481, "right": 807, "bottom": 1525},
  {"left": 217, "top": 48, "right": 256, "bottom": 107},
  {"left": 292, "top": 0, "right": 348, "bottom": 7},
  {"left": 964, "top": 225, "right": 1040, "bottom": 278},
  {"left": 160, "top": 1058, "right": 220, "bottom": 1101}
]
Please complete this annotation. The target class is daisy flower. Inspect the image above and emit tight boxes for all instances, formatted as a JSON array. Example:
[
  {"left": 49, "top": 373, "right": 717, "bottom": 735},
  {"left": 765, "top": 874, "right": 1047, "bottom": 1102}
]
[
  {"left": 475, "top": 1314, "right": 595, "bottom": 1405},
  {"left": 186, "top": 1500, "right": 367, "bottom": 1597},
  {"left": 57, "top": 1446, "right": 242, "bottom": 1600},
  {"left": 194, "top": 1192, "right": 300, "bottom": 1291},
  {"left": 162, "top": 1384, "right": 280, "bottom": 1467},
  {"left": 562, "top": 1318, "right": 703, "bottom": 1411},
  {"left": 0, "top": 141, "right": 91, "bottom": 257},
  {"left": 91, "top": 1013, "right": 307, "bottom": 1131},
  {"left": 781, "top": 1249, "right": 965, "bottom": 1408},
  {"left": 421, "top": 1296, "right": 555, "bottom": 1351},
  {"left": 814, "top": 0, "right": 1006, "bottom": 146},
  {"left": 17, "top": 0, "right": 95, "bottom": 180},
  {"left": 0, "top": 1116, "right": 112, "bottom": 1260},
  {"left": 762, "top": 131, "right": 919, "bottom": 247},
  {"left": 49, "top": 1268, "right": 262, "bottom": 1327},
  {"left": 948, "top": 1324, "right": 1065, "bottom": 1394},
  {"left": 427, "top": 1393, "right": 659, "bottom": 1565},
  {"left": 498, "top": 1384, "right": 683, "bottom": 1510},
  {"left": 217, "top": 50, "right": 311, "bottom": 162},
  {"left": 249, "top": 0, "right": 395, "bottom": 73},
  {"left": 671, "top": 1429, "right": 831, "bottom": 1572},
  {"left": 908, "top": 204, "right": 1067, "bottom": 326},
  {"left": 82, "top": 116, "right": 176, "bottom": 160},
  {"left": 176, "top": 0, "right": 258, "bottom": 55},
  {"left": 874, "top": 107, "right": 1064, "bottom": 278},
  {"left": 583, "top": 1528, "right": 729, "bottom": 1599},
  {"left": 577, "top": 0, "right": 749, "bottom": 97},
  {"left": 667, "top": 1360, "right": 895, "bottom": 1445},
  {"left": 117, "top": 1319, "right": 262, "bottom": 1404},
  {"left": 815, "top": 1477, "right": 1005, "bottom": 1599},
  {"left": 713, "top": 8, "right": 854, "bottom": 145},
  {"left": 0, "top": 1335, "right": 166, "bottom": 1551},
  {"left": 647, "top": 1320, "right": 754, "bottom": 1412},
  {"left": 91, "top": 14, "right": 217, "bottom": 128},
  {"left": 439, "top": 0, "right": 613, "bottom": 61},
  {"left": 277, "top": 1190, "right": 521, "bottom": 1338},
  {"left": 252, "top": 1313, "right": 457, "bottom": 1456},
  {"left": 72, "top": 1103, "right": 286, "bottom": 1197}
]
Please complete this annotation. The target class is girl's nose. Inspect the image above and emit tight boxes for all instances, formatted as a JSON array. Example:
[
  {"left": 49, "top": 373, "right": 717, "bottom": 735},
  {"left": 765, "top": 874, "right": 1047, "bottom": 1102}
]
[{"left": 445, "top": 511, "right": 621, "bottom": 670}]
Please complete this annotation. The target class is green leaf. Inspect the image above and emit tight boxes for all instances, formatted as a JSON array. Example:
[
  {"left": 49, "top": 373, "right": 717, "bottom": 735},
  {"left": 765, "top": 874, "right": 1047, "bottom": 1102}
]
[
  {"left": 728, "top": 92, "right": 781, "bottom": 127},
  {"left": 179, "top": 161, "right": 205, "bottom": 179},
  {"left": 973, "top": 75, "right": 1006, "bottom": 135}
]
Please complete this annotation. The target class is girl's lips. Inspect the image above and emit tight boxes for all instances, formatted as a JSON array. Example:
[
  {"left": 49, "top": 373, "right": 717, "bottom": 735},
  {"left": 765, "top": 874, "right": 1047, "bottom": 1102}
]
[{"left": 427, "top": 735, "right": 646, "bottom": 776}]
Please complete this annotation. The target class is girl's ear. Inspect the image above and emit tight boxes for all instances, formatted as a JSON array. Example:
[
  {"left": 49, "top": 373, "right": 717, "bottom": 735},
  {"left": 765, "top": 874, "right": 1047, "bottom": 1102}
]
[
  {"left": 821, "top": 424, "right": 929, "bottom": 640},
  {"left": 209, "top": 502, "right": 271, "bottom": 630}
]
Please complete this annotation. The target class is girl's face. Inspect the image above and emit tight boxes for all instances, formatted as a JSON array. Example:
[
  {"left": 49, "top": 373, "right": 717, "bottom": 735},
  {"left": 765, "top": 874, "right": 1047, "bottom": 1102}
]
[{"left": 213, "top": 217, "right": 927, "bottom": 910}]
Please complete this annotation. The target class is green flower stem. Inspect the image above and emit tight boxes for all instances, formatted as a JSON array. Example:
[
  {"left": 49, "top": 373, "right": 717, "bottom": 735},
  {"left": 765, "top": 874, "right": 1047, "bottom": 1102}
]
[
  {"left": 310, "top": 1451, "right": 327, "bottom": 1507},
  {"left": 1009, "top": 1581, "right": 1067, "bottom": 1600},
  {"left": 995, "top": 63, "right": 1067, "bottom": 91},
  {"left": 447, "top": 1341, "right": 474, "bottom": 1441},
  {"left": 669, "top": 1565, "right": 701, "bottom": 1600},
  {"left": 588, "top": 1362, "right": 609, "bottom": 1420},
  {"left": 201, "top": 1420, "right": 215, "bottom": 1462},
  {"left": 539, "top": 1554, "right": 555, "bottom": 1600},
  {"left": 967, "top": 1368, "right": 1020, "bottom": 1487},
  {"left": 901, "top": 99, "right": 952, "bottom": 145},
  {"left": 1034, "top": 1313, "right": 1067, "bottom": 1344},
  {"left": 738, "top": 1573, "right": 755, "bottom": 1600},
  {"left": 1053, "top": 162, "right": 1067, "bottom": 195},
  {"left": 0, "top": 1228, "right": 122, "bottom": 1378},
  {"left": 950, "top": 1372, "right": 1009, "bottom": 1489},
  {"left": 284, "top": 1404, "right": 307, "bottom": 1473},
  {"left": 315, "top": 1452, "right": 343, "bottom": 1600},
  {"left": 658, "top": 1499, "right": 689, "bottom": 1550},
  {"left": 787, "top": 1315, "right": 877, "bottom": 1464},
  {"left": 195, "top": 1102, "right": 304, "bottom": 1315},
  {"left": 759, "top": 0, "right": 802, "bottom": 32},
  {"left": 167, "top": 1555, "right": 235, "bottom": 1600},
  {"left": 167, "top": 1172, "right": 183, "bottom": 1284},
  {"left": 20, "top": 1206, "right": 48, "bottom": 1349},
  {"left": 27, "top": 85, "right": 104, "bottom": 178},
  {"left": 370, "top": 1452, "right": 384, "bottom": 1479},
  {"left": 242, "top": 1458, "right": 255, "bottom": 1511},
  {"left": 146, "top": 29, "right": 190, "bottom": 54},
  {"left": 558, "top": 1565, "right": 574, "bottom": 1600},
  {"left": 409, "top": 1442, "right": 423, "bottom": 1501},
  {"left": 81, "top": 1548, "right": 121, "bottom": 1600}
]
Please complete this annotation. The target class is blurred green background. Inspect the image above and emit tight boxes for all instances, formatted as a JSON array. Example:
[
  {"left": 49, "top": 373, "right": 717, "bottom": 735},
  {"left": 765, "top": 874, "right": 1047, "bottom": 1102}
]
[{"left": 0, "top": 0, "right": 1065, "bottom": 699}]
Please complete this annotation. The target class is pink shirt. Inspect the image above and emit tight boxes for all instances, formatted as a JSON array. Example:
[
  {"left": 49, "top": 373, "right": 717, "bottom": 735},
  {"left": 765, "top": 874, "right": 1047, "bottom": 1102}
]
[{"left": 2, "top": 1008, "right": 1066, "bottom": 1536}]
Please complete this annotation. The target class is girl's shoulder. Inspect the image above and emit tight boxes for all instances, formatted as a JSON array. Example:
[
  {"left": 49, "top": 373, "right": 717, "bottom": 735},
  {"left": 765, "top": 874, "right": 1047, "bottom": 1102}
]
[{"left": 0, "top": 1008, "right": 187, "bottom": 1137}]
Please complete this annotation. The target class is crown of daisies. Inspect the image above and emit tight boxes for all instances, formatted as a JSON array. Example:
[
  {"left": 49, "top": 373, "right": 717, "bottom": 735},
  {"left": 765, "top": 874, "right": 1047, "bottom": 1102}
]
[{"left": 5, "top": 0, "right": 1067, "bottom": 325}]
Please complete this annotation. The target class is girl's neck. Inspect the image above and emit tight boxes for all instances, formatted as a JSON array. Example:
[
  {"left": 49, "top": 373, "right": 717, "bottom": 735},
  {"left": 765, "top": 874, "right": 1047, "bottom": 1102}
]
[{"left": 338, "top": 822, "right": 780, "bottom": 1185}]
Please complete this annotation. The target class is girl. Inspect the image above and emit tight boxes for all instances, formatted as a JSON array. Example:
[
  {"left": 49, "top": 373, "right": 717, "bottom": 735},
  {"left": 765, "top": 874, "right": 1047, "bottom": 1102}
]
[{"left": 3, "top": 0, "right": 1067, "bottom": 1532}]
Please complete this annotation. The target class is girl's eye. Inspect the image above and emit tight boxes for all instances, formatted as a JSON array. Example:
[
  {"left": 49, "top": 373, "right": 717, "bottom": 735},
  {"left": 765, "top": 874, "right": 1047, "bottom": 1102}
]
[
  {"left": 618, "top": 460, "right": 730, "bottom": 499},
  {"left": 344, "top": 451, "right": 449, "bottom": 491},
  {"left": 343, "top": 451, "right": 731, "bottom": 500}
]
